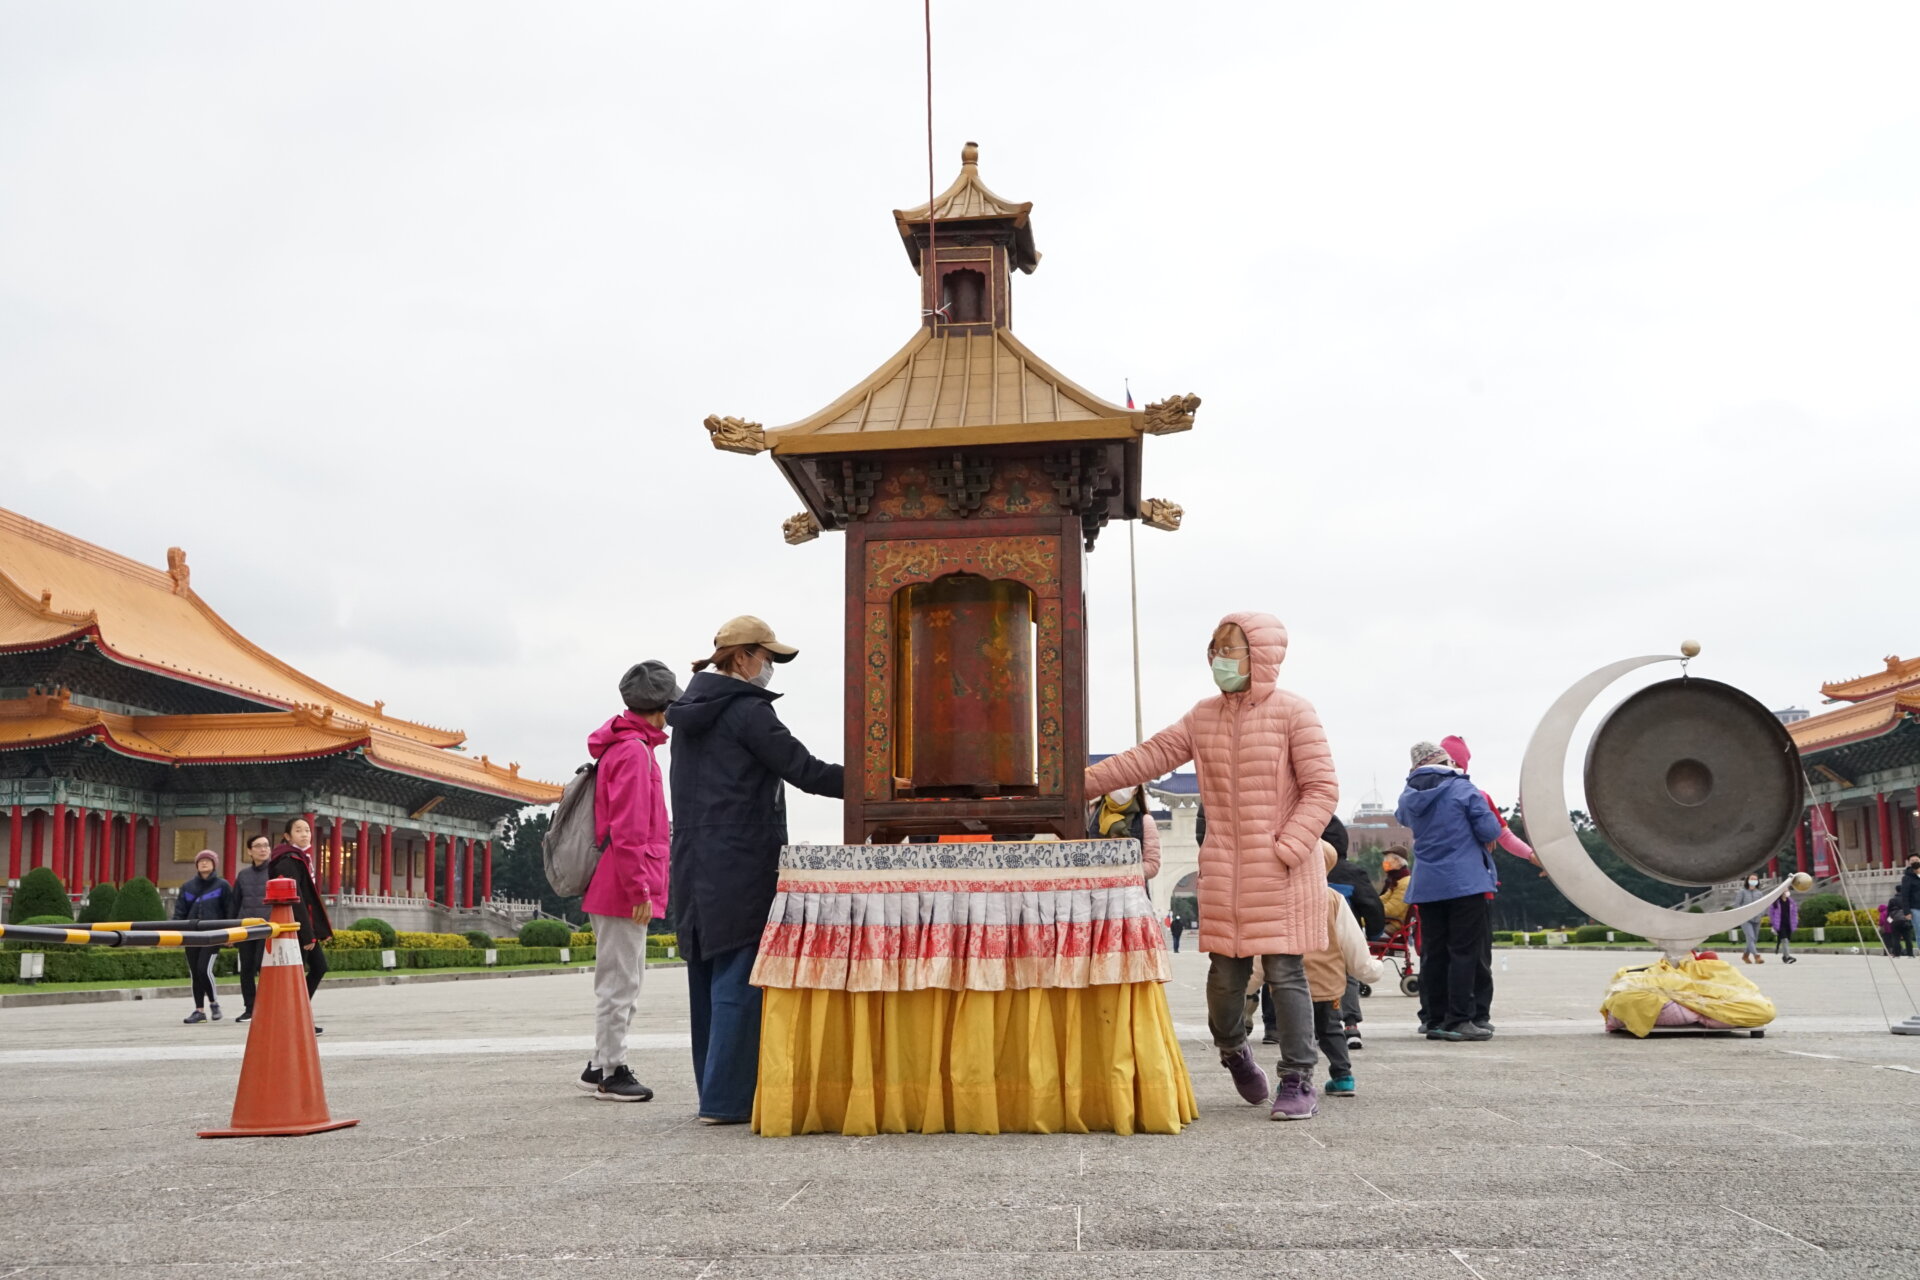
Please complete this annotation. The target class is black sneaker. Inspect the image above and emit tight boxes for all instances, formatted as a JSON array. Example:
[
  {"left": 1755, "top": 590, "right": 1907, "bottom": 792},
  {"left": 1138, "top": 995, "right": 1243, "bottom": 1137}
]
[
  {"left": 235, "top": 1009, "right": 253, "bottom": 1023},
  {"left": 595, "top": 1065, "right": 653, "bottom": 1102},
  {"left": 577, "top": 1062, "right": 604, "bottom": 1094},
  {"left": 1473, "top": 1020, "right": 1496, "bottom": 1035},
  {"left": 1452, "top": 1022, "right": 1493, "bottom": 1042},
  {"left": 183, "top": 1009, "right": 207, "bottom": 1025},
  {"left": 210, "top": 1002, "right": 223, "bottom": 1022},
  {"left": 1346, "top": 1027, "right": 1363, "bottom": 1051},
  {"left": 313, "top": 1026, "right": 323, "bottom": 1035}
]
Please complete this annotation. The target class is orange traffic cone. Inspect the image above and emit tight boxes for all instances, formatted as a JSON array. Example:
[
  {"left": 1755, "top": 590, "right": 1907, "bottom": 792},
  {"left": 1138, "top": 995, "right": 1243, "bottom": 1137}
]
[{"left": 199, "top": 877, "right": 358, "bottom": 1138}]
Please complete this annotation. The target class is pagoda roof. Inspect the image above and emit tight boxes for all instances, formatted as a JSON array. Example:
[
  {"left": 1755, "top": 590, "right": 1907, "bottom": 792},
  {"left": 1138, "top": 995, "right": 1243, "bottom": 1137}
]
[
  {"left": 0, "top": 506, "right": 461, "bottom": 747},
  {"left": 1788, "top": 687, "right": 1920, "bottom": 754},
  {"left": 1820, "top": 653, "right": 1920, "bottom": 702},
  {"left": 894, "top": 142, "right": 1039, "bottom": 274},
  {"left": 768, "top": 327, "right": 1138, "bottom": 456},
  {"left": 0, "top": 690, "right": 560, "bottom": 805}
]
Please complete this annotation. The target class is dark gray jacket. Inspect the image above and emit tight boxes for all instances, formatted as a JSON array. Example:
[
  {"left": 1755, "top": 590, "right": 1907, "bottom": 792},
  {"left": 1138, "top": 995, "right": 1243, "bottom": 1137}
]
[{"left": 234, "top": 863, "right": 273, "bottom": 914}]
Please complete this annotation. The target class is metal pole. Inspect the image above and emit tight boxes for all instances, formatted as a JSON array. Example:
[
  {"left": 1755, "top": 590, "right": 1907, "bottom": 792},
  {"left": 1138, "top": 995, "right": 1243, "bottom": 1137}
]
[{"left": 1129, "top": 520, "right": 1144, "bottom": 745}]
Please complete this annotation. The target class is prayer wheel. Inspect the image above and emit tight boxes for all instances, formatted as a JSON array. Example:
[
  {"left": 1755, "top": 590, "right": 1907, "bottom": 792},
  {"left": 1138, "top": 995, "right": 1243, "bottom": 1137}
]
[{"left": 893, "top": 575, "right": 1036, "bottom": 793}]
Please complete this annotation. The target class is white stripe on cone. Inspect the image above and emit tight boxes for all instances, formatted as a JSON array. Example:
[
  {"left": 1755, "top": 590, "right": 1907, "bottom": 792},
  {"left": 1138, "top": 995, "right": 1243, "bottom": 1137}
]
[{"left": 266, "top": 936, "right": 302, "bottom": 967}]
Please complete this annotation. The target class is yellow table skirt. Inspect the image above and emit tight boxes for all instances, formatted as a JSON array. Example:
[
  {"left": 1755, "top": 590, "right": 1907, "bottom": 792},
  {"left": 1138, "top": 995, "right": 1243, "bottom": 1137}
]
[{"left": 752, "top": 982, "right": 1198, "bottom": 1136}]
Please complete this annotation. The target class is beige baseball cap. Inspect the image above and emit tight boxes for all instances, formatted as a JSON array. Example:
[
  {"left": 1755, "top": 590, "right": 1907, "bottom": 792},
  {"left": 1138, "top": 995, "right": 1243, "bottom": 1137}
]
[{"left": 713, "top": 615, "right": 799, "bottom": 662}]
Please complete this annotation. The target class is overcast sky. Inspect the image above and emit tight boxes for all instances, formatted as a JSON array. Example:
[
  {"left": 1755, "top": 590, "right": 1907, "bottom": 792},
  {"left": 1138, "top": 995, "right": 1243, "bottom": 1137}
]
[{"left": 3, "top": 3, "right": 1914, "bottom": 842}]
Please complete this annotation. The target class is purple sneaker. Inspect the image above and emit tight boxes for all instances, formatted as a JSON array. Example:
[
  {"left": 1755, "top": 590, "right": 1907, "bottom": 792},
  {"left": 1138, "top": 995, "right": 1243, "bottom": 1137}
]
[
  {"left": 1269, "top": 1071, "right": 1319, "bottom": 1121},
  {"left": 1221, "top": 1045, "right": 1271, "bottom": 1105}
]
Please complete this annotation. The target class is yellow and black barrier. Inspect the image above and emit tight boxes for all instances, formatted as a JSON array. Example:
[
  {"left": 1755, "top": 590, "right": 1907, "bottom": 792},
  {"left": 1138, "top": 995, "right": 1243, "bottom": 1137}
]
[{"left": 0, "top": 920, "right": 293, "bottom": 948}]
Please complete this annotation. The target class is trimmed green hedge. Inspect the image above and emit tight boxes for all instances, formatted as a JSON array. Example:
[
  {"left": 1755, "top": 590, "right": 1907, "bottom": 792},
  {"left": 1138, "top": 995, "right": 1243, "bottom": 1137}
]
[
  {"left": 350, "top": 917, "right": 398, "bottom": 947},
  {"left": 9, "top": 867, "right": 71, "bottom": 922},
  {"left": 115, "top": 878, "right": 165, "bottom": 923},
  {"left": 519, "top": 919, "right": 570, "bottom": 948},
  {"left": 0, "top": 942, "right": 597, "bottom": 984}
]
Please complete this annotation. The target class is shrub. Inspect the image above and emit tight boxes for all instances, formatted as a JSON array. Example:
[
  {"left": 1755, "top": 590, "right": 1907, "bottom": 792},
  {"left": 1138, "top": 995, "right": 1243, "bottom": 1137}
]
[
  {"left": 321, "top": 929, "right": 383, "bottom": 951},
  {"left": 351, "top": 917, "right": 398, "bottom": 947},
  {"left": 462, "top": 930, "right": 494, "bottom": 950},
  {"left": 1571, "top": 925, "right": 1611, "bottom": 943},
  {"left": 648, "top": 931, "right": 678, "bottom": 949},
  {"left": 569, "top": 931, "right": 594, "bottom": 949},
  {"left": 397, "top": 931, "right": 470, "bottom": 950},
  {"left": 76, "top": 883, "right": 119, "bottom": 924},
  {"left": 519, "top": 919, "right": 570, "bottom": 948},
  {"left": 114, "top": 877, "right": 164, "bottom": 923},
  {"left": 9, "top": 867, "right": 71, "bottom": 923},
  {"left": 1798, "top": 893, "right": 1850, "bottom": 926},
  {"left": 1826, "top": 910, "right": 1878, "bottom": 928}
]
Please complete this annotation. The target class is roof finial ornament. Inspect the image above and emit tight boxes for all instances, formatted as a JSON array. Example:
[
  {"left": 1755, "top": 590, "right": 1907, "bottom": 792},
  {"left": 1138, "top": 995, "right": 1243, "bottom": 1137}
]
[
  {"left": 961, "top": 140, "right": 979, "bottom": 166},
  {"left": 166, "top": 547, "right": 190, "bottom": 594}
]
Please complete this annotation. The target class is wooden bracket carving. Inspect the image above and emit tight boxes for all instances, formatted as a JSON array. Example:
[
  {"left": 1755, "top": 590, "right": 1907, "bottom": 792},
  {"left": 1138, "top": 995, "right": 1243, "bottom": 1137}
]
[
  {"left": 783, "top": 511, "right": 822, "bottom": 545},
  {"left": 822, "top": 460, "right": 882, "bottom": 522},
  {"left": 1045, "top": 448, "right": 1122, "bottom": 548},
  {"left": 1140, "top": 498, "right": 1184, "bottom": 531},
  {"left": 929, "top": 452, "right": 994, "bottom": 515},
  {"left": 703, "top": 415, "right": 769, "bottom": 455},
  {"left": 1141, "top": 393, "right": 1201, "bottom": 435}
]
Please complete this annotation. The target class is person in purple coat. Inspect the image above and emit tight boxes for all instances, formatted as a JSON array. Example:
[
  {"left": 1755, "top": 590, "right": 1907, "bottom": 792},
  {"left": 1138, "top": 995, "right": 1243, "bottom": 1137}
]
[{"left": 1768, "top": 891, "right": 1799, "bottom": 964}]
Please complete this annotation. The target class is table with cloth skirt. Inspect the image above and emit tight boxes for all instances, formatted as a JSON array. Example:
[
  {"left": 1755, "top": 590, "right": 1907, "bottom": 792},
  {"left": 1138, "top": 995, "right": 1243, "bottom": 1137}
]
[{"left": 749, "top": 839, "right": 1197, "bottom": 1136}]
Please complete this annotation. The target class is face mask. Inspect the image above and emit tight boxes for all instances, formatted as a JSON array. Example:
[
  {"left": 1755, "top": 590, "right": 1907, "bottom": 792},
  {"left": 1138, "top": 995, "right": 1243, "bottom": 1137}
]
[
  {"left": 1107, "top": 790, "right": 1134, "bottom": 807},
  {"left": 1211, "top": 656, "right": 1250, "bottom": 693},
  {"left": 750, "top": 662, "right": 774, "bottom": 689}
]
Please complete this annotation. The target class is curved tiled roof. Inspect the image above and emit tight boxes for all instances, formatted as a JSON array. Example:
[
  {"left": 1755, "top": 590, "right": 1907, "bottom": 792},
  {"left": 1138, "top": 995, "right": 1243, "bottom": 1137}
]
[
  {"left": 1820, "top": 653, "right": 1920, "bottom": 702},
  {"left": 0, "top": 506, "right": 461, "bottom": 747},
  {"left": 893, "top": 142, "right": 1039, "bottom": 274},
  {"left": 1788, "top": 688, "right": 1920, "bottom": 753}
]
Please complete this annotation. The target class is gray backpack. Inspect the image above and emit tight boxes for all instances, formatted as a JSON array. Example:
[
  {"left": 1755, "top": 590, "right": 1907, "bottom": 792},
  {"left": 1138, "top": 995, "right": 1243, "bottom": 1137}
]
[{"left": 542, "top": 762, "right": 605, "bottom": 896}]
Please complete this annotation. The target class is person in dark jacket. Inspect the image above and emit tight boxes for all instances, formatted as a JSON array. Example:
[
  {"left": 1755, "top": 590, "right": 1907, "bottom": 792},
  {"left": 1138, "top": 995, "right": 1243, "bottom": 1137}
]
[
  {"left": 1890, "top": 857, "right": 1920, "bottom": 958},
  {"left": 267, "top": 817, "right": 333, "bottom": 1028},
  {"left": 1321, "top": 816, "right": 1384, "bottom": 1051},
  {"left": 232, "top": 833, "right": 275, "bottom": 1021},
  {"left": 174, "top": 850, "right": 234, "bottom": 1023},
  {"left": 1396, "top": 741, "right": 1504, "bottom": 1042},
  {"left": 667, "top": 615, "right": 843, "bottom": 1125}
]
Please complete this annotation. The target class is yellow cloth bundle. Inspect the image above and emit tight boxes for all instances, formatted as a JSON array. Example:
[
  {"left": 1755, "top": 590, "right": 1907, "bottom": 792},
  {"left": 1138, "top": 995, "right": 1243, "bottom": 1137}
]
[{"left": 1600, "top": 956, "right": 1776, "bottom": 1037}]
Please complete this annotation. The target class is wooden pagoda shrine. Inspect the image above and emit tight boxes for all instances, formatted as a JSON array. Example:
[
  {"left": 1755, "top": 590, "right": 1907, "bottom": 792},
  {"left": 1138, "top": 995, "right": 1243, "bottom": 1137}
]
[
  {"left": 705, "top": 142, "right": 1196, "bottom": 843},
  {"left": 0, "top": 506, "right": 560, "bottom": 918}
]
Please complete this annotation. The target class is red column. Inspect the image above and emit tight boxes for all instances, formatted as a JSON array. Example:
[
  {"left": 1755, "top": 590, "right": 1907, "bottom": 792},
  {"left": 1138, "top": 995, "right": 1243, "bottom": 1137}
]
[
  {"left": 354, "top": 823, "right": 371, "bottom": 894},
  {"left": 482, "top": 839, "right": 493, "bottom": 901},
  {"left": 67, "top": 807, "right": 87, "bottom": 894},
  {"left": 326, "top": 820, "right": 343, "bottom": 895},
  {"left": 461, "top": 837, "right": 474, "bottom": 908},
  {"left": 222, "top": 813, "right": 239, "bottom": 882},
  {"left": 405, "top": 837, "right": 415, "bottom": 898},
  {"left": 146, "top": 816, "right": 159, "bottom": 882},
  {"left": 379, "top": 826, "right": 393, "bottom": 896},
  {"left": 1876, "top": 793, "right": 1894, "bottom": 871},
  {"left": 8, "top": 804, "right": 21, "bottom": 881},
  {"left": 32, "top": 810, "right": 46, "bottom": 870},
  {"left": 1794, "top": 821, "right": 1808, "bottom": 874},
  {"left": 424, "top": 833, "right": 436, "bottom": 904},
  {"left": 50, "top": 803, "right": 66, "bottom": 883}
]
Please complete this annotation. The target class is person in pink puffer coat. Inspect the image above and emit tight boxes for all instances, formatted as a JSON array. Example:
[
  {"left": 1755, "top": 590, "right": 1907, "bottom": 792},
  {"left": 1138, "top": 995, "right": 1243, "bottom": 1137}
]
[
  {"left": 1085, "top": 611, "right": 1339, "bottom": 1121},
  {"left": 577, "top": 659, "right": 680, "bottom": 1103}
]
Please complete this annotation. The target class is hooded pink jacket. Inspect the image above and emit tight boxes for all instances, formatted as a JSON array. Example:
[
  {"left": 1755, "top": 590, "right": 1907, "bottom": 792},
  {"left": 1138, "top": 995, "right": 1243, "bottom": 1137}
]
[
  {"left": 582, "top": 712, "right": 669, "bottom": 920},
  {"left": 1085, "top": 611, "right": 1339, "bottom": 958}
]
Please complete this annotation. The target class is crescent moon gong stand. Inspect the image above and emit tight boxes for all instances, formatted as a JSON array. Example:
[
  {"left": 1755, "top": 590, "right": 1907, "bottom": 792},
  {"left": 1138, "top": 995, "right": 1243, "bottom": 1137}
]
[{"left": 1519, "top": 647, "right": 1805, "bottom": 962}]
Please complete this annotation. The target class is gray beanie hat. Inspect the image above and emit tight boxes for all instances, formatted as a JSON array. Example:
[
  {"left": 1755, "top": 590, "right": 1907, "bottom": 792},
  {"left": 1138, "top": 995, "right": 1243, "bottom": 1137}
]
[
  {"left": 1409, "top": 741, "right": 1451, "bottom": 768},
  {"left": 620, "top": 660, "right": 683, "bottom": 713}
]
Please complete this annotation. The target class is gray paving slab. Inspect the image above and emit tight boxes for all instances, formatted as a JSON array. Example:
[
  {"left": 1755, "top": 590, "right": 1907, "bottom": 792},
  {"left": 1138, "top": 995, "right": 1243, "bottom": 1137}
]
[{"left": 1, "top": 947, "right": 1915, "bottom": 1278}]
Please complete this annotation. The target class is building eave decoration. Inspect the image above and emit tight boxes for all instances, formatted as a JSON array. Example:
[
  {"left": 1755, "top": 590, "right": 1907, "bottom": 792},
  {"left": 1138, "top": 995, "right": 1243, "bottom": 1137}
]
[
  {"left": 1139, "top": 498, "right": 1184, "bottom": 532},
  {"left": 893, "top": 141, "right": 1040, "bottom": 275},
  {"left": 1820, "top": 653, "right": 1920, "bottom": 703}
]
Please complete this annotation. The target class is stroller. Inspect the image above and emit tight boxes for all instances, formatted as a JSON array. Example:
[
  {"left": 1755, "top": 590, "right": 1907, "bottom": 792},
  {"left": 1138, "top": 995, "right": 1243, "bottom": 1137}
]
[{"left": 1363, "top": 906, "right": 1421, "bottom": 997}]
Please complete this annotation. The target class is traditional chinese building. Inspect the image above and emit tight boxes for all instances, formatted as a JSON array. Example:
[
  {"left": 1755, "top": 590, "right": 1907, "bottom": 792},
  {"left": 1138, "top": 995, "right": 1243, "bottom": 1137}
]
[
  {"left": 0, "top": 506, "right": 560, "bottom": 927},
  {"left": 702, "top": 142, "right": 1195, "bottom": 844},
  {"left": 1782, "top": 653, "right": 1920, "bottom": 900}
]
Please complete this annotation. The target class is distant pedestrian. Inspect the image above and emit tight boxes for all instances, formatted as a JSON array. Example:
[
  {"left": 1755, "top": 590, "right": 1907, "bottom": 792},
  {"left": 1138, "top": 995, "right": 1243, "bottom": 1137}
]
[
  {"left": 1768, "top": 890, "right": 1798, "bottom": 964},
  {"left": 576, "top": 659, "right": 681, "bottom": 1104},
  {"left": 1170, "top": 914, "right": 1186, "bottom": 953},
  {"left": 1379, "top": 849, "right": 1410, "bottom": 929},
  {"left": 1732, "top": 873, "right": 1766, "bottom": 964},
  {"left": 267, "top": 817, "right": 333, "bottom": 1032},
  {"left": 232, "top": 834, "right": 275, "bottom": 1021},
  {"left": 1889, "top": 857, "right": 1919, "bottom": 958},
  {"left": 669, "top": 617, "right": 844, "bottom": 1125},
  {"left": 1396, "top": 742, "right": 1503, "bottom": 1042},
  {"left": 174, "top": 850, "right": 234, "bottom": 1024}
]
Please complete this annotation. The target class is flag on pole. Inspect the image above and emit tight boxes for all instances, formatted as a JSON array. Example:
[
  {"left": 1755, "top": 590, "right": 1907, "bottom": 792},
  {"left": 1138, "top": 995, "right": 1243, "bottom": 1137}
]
[{"left": 1124, "top": 379, "right": 1134, "bottom": 410}]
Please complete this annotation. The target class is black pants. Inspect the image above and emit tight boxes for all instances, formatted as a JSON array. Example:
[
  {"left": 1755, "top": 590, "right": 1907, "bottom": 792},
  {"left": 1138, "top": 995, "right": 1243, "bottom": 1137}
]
[
  {"left": 1419, "top": 894, "right": 1493, "bottom": 1030},
  {"left": 303, "top": 942, "right": 328, "bottom": 999},
  {"left": 236, "top": 940, "right": 264, "bottom": 1012},
  {"left": 1344, "top": 975, "right": 1364, "bottom": 1027},
  {"left": 1893, "top": 920, "right": 1916, "bottom": 958},
  {"left": 1314, "top": 999, "right": 1351, "bottom": 1077},
  {"left": 187, "top": 947, "right": 218, "bottom": 1008}
]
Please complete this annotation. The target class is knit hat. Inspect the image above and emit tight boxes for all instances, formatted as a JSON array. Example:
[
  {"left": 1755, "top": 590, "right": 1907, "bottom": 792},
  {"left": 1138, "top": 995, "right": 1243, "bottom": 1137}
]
[
  {"left": 1441, "top": 735, "right": 1470, "bottom": 769},
  {"left": 1410, "top": 741, "right": 1451, "bottom": 769},
  {"left": 194, "top": 849, "right": 218, "bottom": 872},
  {"left": 619, "top": 660, "right": 683, "bottom": 713}
]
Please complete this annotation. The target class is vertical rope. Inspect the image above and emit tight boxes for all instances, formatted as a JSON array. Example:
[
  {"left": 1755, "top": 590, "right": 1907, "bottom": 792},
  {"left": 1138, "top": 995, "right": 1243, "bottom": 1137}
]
[{"left": 924, "top": 0, "right": 938, "bottom": 328}]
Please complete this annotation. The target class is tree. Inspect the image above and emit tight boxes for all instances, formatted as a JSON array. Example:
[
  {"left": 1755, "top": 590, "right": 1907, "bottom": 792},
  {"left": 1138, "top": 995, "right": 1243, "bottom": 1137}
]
[
  {"left": 9, "top": 867, "right": 72, "bottom": 923},
  {"left": 489, "top": 809, "right": 585, "bottom": 924},
  {"left": 113, "top": 877, "right": 165, "bottom": 924},
  {"left": 1487, "top": 809, "right": 1692, "bottom": 931},
  {"left": 76, "top": 883, "right": 118, "bottom": 923}
]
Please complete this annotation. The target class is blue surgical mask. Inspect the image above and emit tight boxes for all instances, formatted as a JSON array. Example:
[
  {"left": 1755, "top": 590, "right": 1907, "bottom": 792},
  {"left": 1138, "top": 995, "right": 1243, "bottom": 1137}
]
[{"left": 1211, "top": 657, "right": 1249, "bottom": 693}]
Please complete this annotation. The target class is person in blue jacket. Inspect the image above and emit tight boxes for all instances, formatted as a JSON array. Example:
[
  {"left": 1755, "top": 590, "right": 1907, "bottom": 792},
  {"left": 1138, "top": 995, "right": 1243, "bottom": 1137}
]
[
  {"left": 667, "top": 615, "right": 843, "bottom": 1125},
  {"left": 173, "top": 849, "right": 235, "bottom": 1024},
  {"left": 1396, "top": 742, "right": 1504, "bottom": 1042}
]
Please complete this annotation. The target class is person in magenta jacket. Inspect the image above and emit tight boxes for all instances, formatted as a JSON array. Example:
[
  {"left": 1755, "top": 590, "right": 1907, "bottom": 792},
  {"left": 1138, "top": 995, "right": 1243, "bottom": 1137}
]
[{"left": 576, "top": 659, "right": 681, "bottom": 1103}]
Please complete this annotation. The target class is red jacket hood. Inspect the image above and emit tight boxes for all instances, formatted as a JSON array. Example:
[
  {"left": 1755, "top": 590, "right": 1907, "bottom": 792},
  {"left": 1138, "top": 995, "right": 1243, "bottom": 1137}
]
[{"left": 589, "top": 711, "right": 667, "bottom": 760}]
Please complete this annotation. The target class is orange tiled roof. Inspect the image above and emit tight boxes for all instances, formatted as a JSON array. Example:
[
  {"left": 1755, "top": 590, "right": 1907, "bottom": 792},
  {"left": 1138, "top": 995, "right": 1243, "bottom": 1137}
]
[
  {"left": 1820, "top": 653, "right": 1920, "bottom": 702},
  {"left": 1788, "top": 689, "right": 1920, "bottom": 752},
  {"left": 0, "top": 507, "right": 462, "bottom": 747},
  {"left": 0, "top": 691, "right": 561, "bottom": 804}
]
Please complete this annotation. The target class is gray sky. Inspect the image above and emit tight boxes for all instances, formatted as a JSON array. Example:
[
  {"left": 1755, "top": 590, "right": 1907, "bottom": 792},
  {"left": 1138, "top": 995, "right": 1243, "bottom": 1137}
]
[{"left": 3, "top": 2, "right": 1914, "bottom": 842}]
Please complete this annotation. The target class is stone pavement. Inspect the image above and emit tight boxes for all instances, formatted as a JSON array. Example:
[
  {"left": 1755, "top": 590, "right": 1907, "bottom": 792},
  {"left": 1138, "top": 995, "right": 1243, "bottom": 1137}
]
[{"left": 2, "top": 947, "right": 1917, "bottom": 1278}]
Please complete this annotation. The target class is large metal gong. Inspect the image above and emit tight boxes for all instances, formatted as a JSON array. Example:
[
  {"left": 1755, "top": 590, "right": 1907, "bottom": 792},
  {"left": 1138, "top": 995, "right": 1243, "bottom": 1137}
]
[{"left": 1583, "top": 676, "right": 1803, "bottom": 885}]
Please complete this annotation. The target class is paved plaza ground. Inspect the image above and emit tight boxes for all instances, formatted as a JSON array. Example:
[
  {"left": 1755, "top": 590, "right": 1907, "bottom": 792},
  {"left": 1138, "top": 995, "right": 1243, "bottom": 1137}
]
[{"left": 2, "top": 947, "right": 1917, "bottom": 1278}]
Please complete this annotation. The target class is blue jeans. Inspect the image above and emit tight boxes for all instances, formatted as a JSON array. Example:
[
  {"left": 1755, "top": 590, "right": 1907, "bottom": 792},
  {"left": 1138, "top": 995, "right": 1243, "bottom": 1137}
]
[{"left": 686, "top": 942, "right": 761, "bottom": 1122}]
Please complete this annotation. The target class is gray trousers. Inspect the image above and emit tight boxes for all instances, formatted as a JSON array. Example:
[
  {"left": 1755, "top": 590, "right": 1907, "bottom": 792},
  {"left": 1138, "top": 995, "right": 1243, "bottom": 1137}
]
[
  {"left": 590, "top": 914, "right": 649, "bottom": 1071},
  {"left": 1207, "top": 952, "right": 1316, "bottom": 1078},
  {"left": 1741, "top": 921, "right": 1760, "bottom": 957}
]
